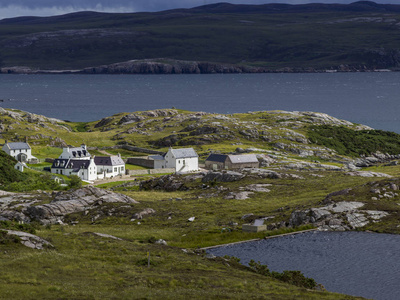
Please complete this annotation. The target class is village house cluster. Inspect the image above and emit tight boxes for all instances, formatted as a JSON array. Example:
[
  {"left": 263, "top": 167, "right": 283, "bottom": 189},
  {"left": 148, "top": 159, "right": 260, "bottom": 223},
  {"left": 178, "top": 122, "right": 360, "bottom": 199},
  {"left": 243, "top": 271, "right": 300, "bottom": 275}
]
[
  {"left": 3, "top": 141, "right": 261, "bottom": 182},
  {"left": 50, "top": 144, "right": 125, "bottom": 181}
]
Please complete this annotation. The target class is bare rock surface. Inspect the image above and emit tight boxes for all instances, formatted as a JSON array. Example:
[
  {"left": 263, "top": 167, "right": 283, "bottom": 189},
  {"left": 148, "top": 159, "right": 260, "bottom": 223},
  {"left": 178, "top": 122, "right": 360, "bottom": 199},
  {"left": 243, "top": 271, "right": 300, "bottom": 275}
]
[
  {"left": 3, "top": 230, "right": 54, "bottom": 249},
  {"left": 345, "top": 171, "right": 392, "bottom": 178},
  {"left": 26, "top": 186, "right": 138, "bottom": 224},
  {"left": 289, "top": 201, "right": 389, "bottom": 231}
]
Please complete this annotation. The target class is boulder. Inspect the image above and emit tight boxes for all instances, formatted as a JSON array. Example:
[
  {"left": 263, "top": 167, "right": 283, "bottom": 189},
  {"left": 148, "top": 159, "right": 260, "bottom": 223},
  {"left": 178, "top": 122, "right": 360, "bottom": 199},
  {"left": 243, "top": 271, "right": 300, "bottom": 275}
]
[
  {"left": 225, "top": 191, "right": 253, "bottom": 200},
  {"left": 132, "top": 208, "right": 156, "bottom": 219}
]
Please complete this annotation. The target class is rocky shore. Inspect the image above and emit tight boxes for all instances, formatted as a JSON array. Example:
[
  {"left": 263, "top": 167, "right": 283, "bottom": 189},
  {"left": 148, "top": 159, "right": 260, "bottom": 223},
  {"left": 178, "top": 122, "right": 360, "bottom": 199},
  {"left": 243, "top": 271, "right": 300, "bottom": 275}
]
[{"left": 0, "top": 59, "right": 395, "bottom": 75}]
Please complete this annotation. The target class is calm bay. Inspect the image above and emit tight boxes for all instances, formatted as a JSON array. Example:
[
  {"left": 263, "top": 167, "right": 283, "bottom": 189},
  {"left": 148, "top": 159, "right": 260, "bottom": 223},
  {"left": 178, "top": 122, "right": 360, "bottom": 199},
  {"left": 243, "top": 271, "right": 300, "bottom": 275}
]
[
  {"left": 208, "top": 231, "right": 400, "bottom": 300},
  {"left": 0, "top": 72, "right": 399, "bottom": 132}
]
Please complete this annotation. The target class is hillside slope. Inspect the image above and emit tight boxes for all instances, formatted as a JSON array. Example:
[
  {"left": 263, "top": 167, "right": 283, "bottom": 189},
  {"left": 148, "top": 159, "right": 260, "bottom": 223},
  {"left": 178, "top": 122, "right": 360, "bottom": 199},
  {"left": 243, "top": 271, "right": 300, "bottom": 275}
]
[{"left": 1, "top": 1, "right": 400, "bottom": 72}]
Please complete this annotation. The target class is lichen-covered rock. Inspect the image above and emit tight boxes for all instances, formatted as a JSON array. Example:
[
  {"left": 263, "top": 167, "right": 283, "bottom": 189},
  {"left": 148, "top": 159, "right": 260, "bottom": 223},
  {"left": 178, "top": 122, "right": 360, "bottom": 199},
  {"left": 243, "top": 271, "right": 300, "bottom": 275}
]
[
  {"left": 3, "top": 230, "right": 53, "bottom": 249},
  {"left": 27, "top": 186, "right": 138, "bottom": 224}
]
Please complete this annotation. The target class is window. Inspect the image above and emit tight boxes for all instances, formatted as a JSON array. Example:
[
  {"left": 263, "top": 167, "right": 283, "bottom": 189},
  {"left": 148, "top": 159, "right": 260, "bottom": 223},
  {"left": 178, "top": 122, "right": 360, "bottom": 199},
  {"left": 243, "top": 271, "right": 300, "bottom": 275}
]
[
  {"left": 121, "top": 167, "right": 124, "bottom": 171},
  {"left": 114, "top": 167, "right": 117, "bottom": 172}
]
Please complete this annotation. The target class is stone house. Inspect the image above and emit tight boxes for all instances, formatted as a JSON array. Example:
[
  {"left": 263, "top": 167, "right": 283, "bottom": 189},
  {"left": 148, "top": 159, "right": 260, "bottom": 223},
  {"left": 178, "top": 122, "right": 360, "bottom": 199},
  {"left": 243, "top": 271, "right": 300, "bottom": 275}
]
[
  {"left": 205, "top": 153, "right": 259, "bottom": 170},
  {"left": 2, "top": 141, "right": 37, "bottom": 163}
]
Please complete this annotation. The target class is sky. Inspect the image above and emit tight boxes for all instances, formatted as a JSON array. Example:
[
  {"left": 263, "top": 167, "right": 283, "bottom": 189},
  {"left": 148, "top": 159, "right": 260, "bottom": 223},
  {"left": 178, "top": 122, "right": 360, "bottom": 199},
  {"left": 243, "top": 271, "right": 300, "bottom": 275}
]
[{"left": 0, "top": 0, "right": 399, "bottom": 20}]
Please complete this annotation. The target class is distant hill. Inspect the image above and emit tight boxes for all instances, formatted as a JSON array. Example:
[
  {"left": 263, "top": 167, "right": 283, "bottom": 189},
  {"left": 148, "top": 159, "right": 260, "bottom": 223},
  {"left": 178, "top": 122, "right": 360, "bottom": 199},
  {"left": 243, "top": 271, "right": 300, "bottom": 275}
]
[{"left": 1, "top": 1, "right": 400, "bottom": 72}]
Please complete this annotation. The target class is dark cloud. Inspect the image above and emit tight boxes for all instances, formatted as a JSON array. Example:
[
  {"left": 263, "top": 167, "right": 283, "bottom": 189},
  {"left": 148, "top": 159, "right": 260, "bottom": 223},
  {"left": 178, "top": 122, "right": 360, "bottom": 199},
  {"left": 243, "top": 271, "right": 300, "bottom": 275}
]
[{"left": 0, "top": 0, "right": 397, "bottom": 20}]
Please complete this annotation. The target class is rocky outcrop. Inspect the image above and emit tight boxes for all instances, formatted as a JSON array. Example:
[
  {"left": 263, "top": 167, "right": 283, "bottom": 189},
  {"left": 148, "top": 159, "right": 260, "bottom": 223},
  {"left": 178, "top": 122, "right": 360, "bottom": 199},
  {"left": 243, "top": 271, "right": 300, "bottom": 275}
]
[
  {"left": 202, "top": 171, "right": 245, "bottom": 183},
  {"left": 2, "top": 230, "right": 54, "bottom": 249},
  {"left": 118, "top": 114, "right": 146, "bottom": 125},
  {"left": 345, "top": 171, "right": 392, "bottom": 178},
  {"left": 26, "top": 186, "right": 138, "bottom": 224},
  {"left": 289, "top": 201, "right": 389, "bottom": 231},
  {"left": 140, "top": 175, "right": 188, "bottom": 192}
]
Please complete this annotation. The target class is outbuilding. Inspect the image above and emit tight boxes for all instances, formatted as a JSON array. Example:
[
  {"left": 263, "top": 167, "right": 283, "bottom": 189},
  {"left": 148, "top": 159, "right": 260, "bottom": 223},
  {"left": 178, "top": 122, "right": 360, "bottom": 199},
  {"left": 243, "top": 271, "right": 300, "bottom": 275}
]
[{"left": 205, "top": 153, "right": 259, "bottom": 170}]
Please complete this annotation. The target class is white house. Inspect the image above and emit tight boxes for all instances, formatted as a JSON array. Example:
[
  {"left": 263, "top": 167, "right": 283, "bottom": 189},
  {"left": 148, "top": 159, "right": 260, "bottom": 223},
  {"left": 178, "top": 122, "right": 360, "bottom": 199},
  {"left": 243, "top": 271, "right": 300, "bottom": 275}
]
[
  {"left": 94, "top": 155, "right": 125, "bottom": 179},
  {"left": 2, "top": 141, "right": 37, "bottom": 163},
  {"left": 154, "top": 147, "right": 198, "bottom": 173},
  {"left": 59, "top": 144, "right": 91, "bottom": 160},
  {"left": 51, "top": 158, "right": 97, "bottom": 181}
]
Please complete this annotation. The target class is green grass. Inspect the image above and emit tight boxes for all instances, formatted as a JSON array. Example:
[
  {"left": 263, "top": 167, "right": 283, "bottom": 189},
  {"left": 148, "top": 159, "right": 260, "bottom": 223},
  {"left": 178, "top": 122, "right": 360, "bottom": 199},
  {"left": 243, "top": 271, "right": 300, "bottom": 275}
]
[{"left": 0, "top": 228, "right": 358, "bottom": 299}]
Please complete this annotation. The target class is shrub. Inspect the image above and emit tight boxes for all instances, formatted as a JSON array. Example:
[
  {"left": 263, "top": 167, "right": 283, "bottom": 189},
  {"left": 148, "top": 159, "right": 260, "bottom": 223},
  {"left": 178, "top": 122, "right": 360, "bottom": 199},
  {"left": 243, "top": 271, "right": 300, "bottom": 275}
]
[
  {"left": 3, "top": 172, "right": 60, "bottom": 192},
  {"left": 69, "top": 175, "right": 82, "bottom": 189},
  {"left": 248, "top": 260, "right": 317, "bottom": 289},
  {"left": 308, "top": 125, "right": 400, "bottom": 157},
  {"left": 0, "top": 220, "right": 37, "bottom": 234}
]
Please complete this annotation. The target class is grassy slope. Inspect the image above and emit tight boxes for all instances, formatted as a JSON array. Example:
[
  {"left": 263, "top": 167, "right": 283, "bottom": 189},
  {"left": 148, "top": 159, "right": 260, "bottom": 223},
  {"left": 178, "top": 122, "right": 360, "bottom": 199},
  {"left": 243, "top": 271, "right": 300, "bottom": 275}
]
[
  {"left": 2, "top": 107, "right": 399, "bottom": 298},
  {"left": 1, "top": 3, "right": 400, "bottom": 69}
]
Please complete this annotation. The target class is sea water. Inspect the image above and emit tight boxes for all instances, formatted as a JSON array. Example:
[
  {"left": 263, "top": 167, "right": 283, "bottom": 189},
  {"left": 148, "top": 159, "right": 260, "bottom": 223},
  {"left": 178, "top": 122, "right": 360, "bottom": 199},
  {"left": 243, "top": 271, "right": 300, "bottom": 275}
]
[{"left": 0, "top": 72, "right": 399, "bottom": 132}]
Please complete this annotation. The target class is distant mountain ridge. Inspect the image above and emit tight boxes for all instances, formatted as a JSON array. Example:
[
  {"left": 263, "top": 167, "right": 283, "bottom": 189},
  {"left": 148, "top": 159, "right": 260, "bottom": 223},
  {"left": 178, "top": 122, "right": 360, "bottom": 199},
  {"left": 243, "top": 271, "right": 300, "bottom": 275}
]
[{"left": 1, "top": 1, "right": 400, "bottom": 72}]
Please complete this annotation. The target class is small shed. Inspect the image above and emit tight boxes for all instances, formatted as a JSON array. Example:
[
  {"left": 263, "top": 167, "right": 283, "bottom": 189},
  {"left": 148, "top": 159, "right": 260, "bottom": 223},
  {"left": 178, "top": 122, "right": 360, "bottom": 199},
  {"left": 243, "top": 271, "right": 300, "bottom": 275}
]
[
  {"left": 14, "top": 161, "right": 27, "bottom": 172},
  {"left": 227, "top": 154, "right": 259, "bottom": 169},
  {"left": 204, "top": 154, "right": 229, "bottom": 170}
]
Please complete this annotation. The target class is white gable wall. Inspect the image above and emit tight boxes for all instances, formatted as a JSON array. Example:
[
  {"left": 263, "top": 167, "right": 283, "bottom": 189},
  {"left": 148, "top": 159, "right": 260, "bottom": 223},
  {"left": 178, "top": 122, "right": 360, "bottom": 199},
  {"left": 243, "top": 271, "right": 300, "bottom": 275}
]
[
  {"left": 176, "top": 156, "right": 198, "bottom": 173},
  {"left": 164, "top": 148, "right": 198, "bottom": 173}
]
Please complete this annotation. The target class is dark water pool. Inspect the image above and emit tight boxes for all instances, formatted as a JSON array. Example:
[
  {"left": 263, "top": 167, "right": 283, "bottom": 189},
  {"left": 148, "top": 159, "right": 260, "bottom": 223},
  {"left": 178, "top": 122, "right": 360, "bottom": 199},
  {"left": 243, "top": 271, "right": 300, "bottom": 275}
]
[{"left": 207, "top": 231, "right": 400, "bottom": 300}]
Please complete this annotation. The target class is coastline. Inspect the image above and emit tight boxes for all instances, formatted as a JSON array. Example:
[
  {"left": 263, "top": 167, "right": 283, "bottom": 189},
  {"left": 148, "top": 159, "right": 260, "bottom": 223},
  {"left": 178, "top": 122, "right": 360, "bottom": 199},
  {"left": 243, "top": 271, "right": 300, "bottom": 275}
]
[
  {"left": 0, "top": 59, "right": 395, "bottom": 75},
  {"left": 201, "top": 228, "right": 318, "bottom": 250}
]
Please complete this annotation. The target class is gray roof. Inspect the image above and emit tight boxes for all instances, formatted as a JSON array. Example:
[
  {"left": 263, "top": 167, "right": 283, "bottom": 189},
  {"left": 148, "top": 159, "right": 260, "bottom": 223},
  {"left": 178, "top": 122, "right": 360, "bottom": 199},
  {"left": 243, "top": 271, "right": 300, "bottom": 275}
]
[
  {"left": 205, "top": 154, "right": 228, "bottom": 163},
  {"left": 94, "top": 156, "right": 125, "bottom": 166},
  {"left": 149, "top": 155, "right": 165, "bottom": 160},
  {"left": 170, "top": 148, "right": 198, "bottom": 159},
  {"left": 52, "top": 159, "right": 91, "bottom": 170},
  {"left": 228, "top": 154, "right": 259, "bottom": 164},
  {"left": 70, "top": 147, "right": 90, "bottom": 158},
  {"left": 6, "top": 142, "right": 31, "bottom": 150}
]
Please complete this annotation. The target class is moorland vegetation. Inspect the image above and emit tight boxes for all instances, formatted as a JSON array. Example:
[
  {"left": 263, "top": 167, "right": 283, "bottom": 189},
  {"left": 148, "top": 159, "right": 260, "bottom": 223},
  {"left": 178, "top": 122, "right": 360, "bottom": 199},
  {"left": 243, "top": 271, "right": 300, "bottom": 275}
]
[
  {"left": 0, "top": 107, "right": 398, "bottom": 299},
  {"left": 1, "top": 1, "right": 400, "bottom": 72}
]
